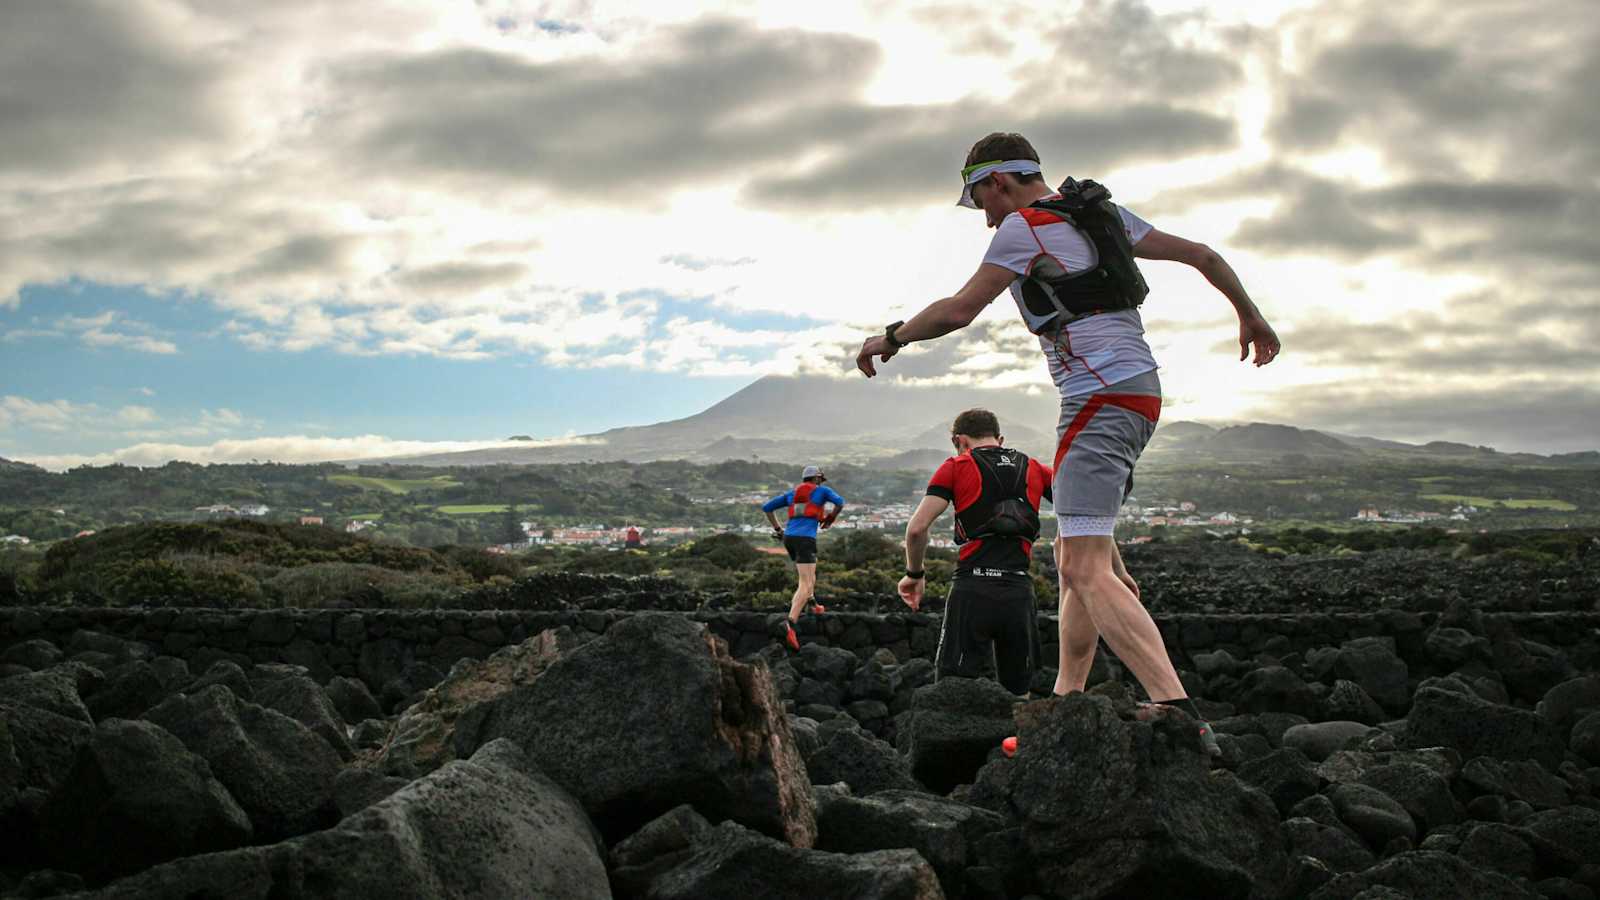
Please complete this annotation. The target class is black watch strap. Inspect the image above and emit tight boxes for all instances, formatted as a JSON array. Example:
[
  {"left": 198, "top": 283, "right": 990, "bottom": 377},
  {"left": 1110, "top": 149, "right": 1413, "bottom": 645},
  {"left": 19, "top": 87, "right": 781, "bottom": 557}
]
[
  {"left": 905, "top": 569, "right": 925, "bottom": 579},
  {"left": 884, "top": 320, "right": 907, "bottom": 349}
]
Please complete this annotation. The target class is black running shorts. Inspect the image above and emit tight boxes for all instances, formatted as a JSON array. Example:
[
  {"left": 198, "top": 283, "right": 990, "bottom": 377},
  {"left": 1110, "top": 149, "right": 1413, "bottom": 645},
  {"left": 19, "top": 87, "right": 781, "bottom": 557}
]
[
  {"left": 784, "top": 536, "right": 818, "bottom": 564},
  {"left": 934, "top": 573, "right": 1040, "bottom": 695}
]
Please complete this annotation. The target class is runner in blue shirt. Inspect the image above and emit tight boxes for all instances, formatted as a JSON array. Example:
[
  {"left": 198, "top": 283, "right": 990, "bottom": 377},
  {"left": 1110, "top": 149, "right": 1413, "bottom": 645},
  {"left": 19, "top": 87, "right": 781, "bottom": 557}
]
[{"left": 761, "top": 465, "right": 845, "bottom": 650}]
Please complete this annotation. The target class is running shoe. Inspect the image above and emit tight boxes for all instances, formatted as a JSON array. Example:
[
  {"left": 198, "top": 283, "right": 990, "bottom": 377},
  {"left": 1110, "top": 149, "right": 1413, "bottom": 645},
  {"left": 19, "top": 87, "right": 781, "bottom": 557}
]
[
  {"left": 808, "top": 600, "right": 827, "bottom": 615},
  {"left": 1197, "top": 721, "right": 1222, "bottom": 758},
  {"left": 1001, "top": 736, "right": 1018, "bottom": 758},
  {"left": 784, "top": 621, "right": 800, "bottom": 652}
]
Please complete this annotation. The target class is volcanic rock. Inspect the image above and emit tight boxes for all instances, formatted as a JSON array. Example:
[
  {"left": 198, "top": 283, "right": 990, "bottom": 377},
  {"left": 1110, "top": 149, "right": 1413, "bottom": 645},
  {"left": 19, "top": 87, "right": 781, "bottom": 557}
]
[
  {"left": 143, "top": 684, "right": 340, "bottom": 842},
  {"left": 67, "top": 740, "right": 611, "bottom": 900},
  {"left": 816, "top": 786, "right": 1007, "bottom": 899},
  {"left": 36, "top": 718, "right": 251, "bottom": 882},
  {"left": 324, "top": 675, "right": 381, "bottom": 726},
  {"left": 371, "top": 627, "right": 576, "bottom": 778},
  {"left": 805, "top": 720, "right": 925, "bottom": 795},
  {"left": 1284, "top": 722, "right": 1376, "bottom": 762},
  {"left": 612, "top": 812, "right": 942, "bottom": 900},
  {"left": 1403, "top": 684, "right": 1564, "bottom": 770},
  {"left": 460, "top": 613, "right": 816, "bottom": 846},
  {"left": 1308, "top": 849, "right": 1540, "bottom": 899},
  {"left": 972, "top": 692, "right": 1287, "bottom": 899},
  {"left": 251, "top": 672, "right": 353, "bottom": 761},
  {"left": 901, "top": 677, "right": 1017, "bottom": 794}
]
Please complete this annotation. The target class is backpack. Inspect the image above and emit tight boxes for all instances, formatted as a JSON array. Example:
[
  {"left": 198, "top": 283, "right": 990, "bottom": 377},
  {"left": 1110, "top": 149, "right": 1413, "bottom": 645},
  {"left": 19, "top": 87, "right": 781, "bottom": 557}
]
[
  {"left": 962, "top": 449, "right": 1040, "bottom": 543},
  {"left": 788, "top": 483, "right": 827, "bottom": 520}
]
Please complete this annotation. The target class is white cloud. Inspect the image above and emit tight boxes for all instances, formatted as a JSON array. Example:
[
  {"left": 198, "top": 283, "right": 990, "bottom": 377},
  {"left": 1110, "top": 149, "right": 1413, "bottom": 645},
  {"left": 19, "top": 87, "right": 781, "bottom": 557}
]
[
  {"left": 114, "top": 405, "right": 158, "bottom": 426},
  {"left": 0, "top": 396, "right": 96, "bottom": 432},
  {"left": 10, "top": 432, "right": 597, "bottom": 472}
]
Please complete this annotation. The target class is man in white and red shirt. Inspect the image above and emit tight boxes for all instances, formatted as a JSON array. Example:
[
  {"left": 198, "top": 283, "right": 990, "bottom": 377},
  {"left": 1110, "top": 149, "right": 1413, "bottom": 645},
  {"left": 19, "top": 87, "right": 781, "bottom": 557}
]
[{"left": 857, "top": 131, "right": 1281, "bottom": 756}]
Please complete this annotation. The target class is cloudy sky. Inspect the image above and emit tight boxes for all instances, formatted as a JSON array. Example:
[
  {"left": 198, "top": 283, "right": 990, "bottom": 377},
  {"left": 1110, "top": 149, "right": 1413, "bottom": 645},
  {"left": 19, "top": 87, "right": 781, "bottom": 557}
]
[{"left": 2, "top": 0, "right": 1596, "bottom": 469}]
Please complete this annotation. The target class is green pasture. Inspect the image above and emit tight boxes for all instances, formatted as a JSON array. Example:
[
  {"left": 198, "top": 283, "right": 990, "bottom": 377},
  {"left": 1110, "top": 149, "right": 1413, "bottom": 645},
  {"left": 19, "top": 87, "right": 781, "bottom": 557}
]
[
  {"left": 328, "top": 474, "right": 462, "bottom": 494},
  {"left": 1420, "top": 493, "right": 1577, "bottom": 511},
  {"left": 435, "top": 504, "right": 511, "bottom": 515}
]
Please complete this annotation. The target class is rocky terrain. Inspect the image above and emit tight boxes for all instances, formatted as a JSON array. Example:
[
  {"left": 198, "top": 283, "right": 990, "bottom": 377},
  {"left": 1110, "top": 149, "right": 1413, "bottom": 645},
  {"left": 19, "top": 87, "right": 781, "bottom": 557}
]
[{"left": 2, "top": 596, "right": 1599, "bottom": 898}]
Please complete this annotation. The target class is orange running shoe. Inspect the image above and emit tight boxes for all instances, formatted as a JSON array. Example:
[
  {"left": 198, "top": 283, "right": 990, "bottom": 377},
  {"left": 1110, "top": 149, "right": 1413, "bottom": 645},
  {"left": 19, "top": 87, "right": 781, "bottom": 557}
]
[
  {"left": 1001, "top": 736, "right": 1018, "bottom": 758},
  {"left": 784, "top": 621, "right": 800, "bottom": 652},
  {"left": 809, "top": 601, "right": 827, "bottom": 615}
]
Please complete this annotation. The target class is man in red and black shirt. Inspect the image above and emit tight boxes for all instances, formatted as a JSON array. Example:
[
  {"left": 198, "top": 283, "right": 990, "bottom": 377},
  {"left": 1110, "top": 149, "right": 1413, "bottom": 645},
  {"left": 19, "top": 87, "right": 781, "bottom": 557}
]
[{"left": 899, "top": 408, "right": 1051, "bottom": 694}]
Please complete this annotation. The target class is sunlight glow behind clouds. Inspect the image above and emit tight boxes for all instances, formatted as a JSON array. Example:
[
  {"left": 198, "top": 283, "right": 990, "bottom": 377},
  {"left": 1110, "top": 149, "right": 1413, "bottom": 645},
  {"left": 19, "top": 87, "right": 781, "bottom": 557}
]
[{"left": 1, "top": 0, "right": 1596, "bottom": 458}]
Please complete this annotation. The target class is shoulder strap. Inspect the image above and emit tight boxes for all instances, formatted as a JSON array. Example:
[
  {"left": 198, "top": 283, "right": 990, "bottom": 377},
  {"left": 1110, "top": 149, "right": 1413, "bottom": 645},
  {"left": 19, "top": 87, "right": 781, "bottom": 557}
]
[{"left": 970, "top": 448, "right": 1027, "bottom": 499}]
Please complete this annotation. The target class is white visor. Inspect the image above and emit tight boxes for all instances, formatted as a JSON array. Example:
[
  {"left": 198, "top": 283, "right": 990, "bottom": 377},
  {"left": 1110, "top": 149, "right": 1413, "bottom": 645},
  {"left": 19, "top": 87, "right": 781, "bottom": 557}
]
[{"left": 957, "top": 159, "right": 1043, "bottom": 208}]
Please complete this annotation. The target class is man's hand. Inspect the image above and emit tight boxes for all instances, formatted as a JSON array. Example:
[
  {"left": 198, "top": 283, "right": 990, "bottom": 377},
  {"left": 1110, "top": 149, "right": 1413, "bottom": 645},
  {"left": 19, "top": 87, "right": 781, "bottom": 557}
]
[
  {"left": 771, "top": 526, "right": 784, "bottom": 543},
  {"left": 855, "top": 335, "right": 899, "bottom": 378},
  {"left": 1239, "top": 314, "right": 1281, "bottom": 366},
  {"left": 820, "top": 512, "right": 838, "bottom": 530},
  {"left": 897, "top": 576, "right": 925, "bottom": 611}
]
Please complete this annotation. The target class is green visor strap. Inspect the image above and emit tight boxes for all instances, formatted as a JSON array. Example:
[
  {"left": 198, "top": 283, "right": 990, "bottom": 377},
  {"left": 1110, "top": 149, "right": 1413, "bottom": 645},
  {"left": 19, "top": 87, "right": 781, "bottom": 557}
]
[{"left": 957, "top": 159, "right": 1042, "bottom": 208}]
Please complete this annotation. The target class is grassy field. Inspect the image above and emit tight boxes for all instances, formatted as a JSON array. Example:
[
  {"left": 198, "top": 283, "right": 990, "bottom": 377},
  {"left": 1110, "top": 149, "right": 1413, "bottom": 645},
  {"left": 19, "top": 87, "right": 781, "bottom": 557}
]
[
  {"left": 1420, "top": 493, "right": 1578, "bottom": 511},
  {"left": 435, "top": 504, "right": 511, "bottom": 515},
  {"left": 328, "top": 474, "right": 463, "bottom": 494}
]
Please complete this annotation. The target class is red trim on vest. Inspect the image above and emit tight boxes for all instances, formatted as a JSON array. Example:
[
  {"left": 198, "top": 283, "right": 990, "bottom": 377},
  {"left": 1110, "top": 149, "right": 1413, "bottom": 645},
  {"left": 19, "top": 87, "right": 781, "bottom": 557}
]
[
  {"left": 1019, "top": 207, "right": 1063, "bottom": 227},
  {"left": 1052, "top": 393, "right": 1162, "bottom": 471},
  {"left": 788, "top": 483, "right": 827, "bottom": 520}
]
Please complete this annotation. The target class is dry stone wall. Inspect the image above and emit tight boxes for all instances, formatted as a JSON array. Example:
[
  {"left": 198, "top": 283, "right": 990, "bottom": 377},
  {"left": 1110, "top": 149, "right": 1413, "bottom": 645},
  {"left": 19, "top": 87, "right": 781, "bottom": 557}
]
[{"left": 4, "top": 605, "right": 1598, "bottom": 698}]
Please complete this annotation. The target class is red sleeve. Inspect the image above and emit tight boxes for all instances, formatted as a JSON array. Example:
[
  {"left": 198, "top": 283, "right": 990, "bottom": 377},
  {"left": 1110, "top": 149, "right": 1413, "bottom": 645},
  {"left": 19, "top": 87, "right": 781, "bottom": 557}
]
[
  {"left": 926, "top": 457, "right": 958, "bottom": 501},
  {"left": 1030, "top": 459, "right": 1053, "bottom": 505}
]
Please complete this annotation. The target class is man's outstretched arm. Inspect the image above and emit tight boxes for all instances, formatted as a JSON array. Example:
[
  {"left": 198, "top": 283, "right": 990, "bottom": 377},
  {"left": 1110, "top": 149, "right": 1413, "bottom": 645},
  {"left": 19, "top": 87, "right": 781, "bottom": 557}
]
[
  {"left": 1133, "top": 229, "right": 1282, "bottom": 367},
  {"left": 855, "top": 263, "right": 1015, "bottom": 377},
  {"left": 899, "top": 494, "right": 950, "bottom": 610}
]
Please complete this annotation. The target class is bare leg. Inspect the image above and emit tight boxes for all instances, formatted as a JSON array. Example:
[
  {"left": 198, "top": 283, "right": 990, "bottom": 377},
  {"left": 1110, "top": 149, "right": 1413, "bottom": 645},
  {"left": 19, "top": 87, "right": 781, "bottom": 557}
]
[
  {"left": 788, "top": 563, "right": 817, "bottom": 622},
  {"left": 1060, "top": 534, "right": 1185, "bottom": 702},
  {"left": 1054, "top": 537, "right": 1100, "bottom": 695}
]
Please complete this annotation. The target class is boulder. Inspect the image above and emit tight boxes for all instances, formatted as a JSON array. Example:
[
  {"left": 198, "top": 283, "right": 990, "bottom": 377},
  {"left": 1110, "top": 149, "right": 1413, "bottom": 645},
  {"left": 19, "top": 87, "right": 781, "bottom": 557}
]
[
  {"left": 902, "top": 677, "right": 1017, "bottom": 794},
  {"left": 1573, "top": 712, "right": 1600, "bottom": 766},
  {"left": 1539, "top": 676, "right": 1600, "bottom": 739},
  {"left": 380, "top": 661, "right": 446, "bottom": 713},
  {"left": 1333, "top": 637, "right": 1409, "bottom": 713},
  {"left": 324, "top": 675, "right": 382, "bottom": 726},
  {"left": 251, "top": 673, "right": 354, "bottom": 761},
  {"left": 816, "top": 787, "right": 1007, "bottom": 898},
  {"left": 0, "top": 665, "right": 93, "bottom": 723},
  {"left": 1521, "top": 806, "right": 1600, "bottom": 869},
  {"left": 1214, "top": 712, "right": 1312, "bottom": 749},
  {"left": 37, "top": 719, "right": 251, "bottom": 882},
  {"left": 1233, "top": 666, "right": 1324, "bottom": 719},
  {"left": 1316, "top": 748, "right": 1461, "bottom": 786},
  {"left": 188, "top": 660, "right": 253, "bottom": 702},
  {"left": 462, "top": 613, "right": 816, "bottom": 846},
  {"left": 613, "top": 813, "right": 942, "bottom": 900},
  {"left": 1404, "top": 684, "right": 1564, "bottom": 770},
  {"left": 2, "top": 638, "right": 62, "bottom": 671},
  {"left": 68, "top": 740, "right": 611, "bottom": 900},
  {"left": 1493, "top": 639, "right": 1573, "bottom": 705},
  {"left": 84, "top": 661, "right": 173, "bottom": 722},
  {"left": 143, "top": 685, "right": 340, "bottom": 842},
  {"left": 805, "top": 723, "right": 925, "bottom": 796},
  {"left": 1356, "top": 762, "right": 1458, "bottom": 834},
  {"left": 1324, "top": 679, "right": 1388, "bottom": 726},
  {"left": 1238, "top": 748, "right": 1325, "bottom": 815},
  {"left": 66, "top": 631, "right": 148, "bottom": 665},
  {"left": 1424, "top": 626, "right": 1488, "bottom": 667},
  {"left": 1461, "top": 757, "right": 1571, "bottom": 810},
  {"left": 1327, "top": 783, "right": 1416, "bottom": 850},
  {"left": 371, "top": 627, "right": 576, "bottom": 778},
  {"left": 973, "top": 693, "right": 1287, "bottom": 899},
  {"left": 1456, "top": 823, "right": 1537, "bottom": 880},
  {"left": 1281, "top": 817, "right": 1375, "bottom": 874},
  {"left": 1284, "top": 722, "right": 1376, "bottom": 763},
  {"left": 331, "top": 767, "right": 410, "bottom": 818},
  {"left": 0, "top": 701, "right": 94, "bottom": 805},
  {"left": 1309, "top": 850, "right": 1539, "bottom": 900}
]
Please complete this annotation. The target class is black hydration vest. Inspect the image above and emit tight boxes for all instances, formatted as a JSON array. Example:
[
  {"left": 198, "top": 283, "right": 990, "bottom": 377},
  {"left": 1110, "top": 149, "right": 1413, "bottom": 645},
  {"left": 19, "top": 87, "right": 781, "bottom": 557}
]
[
  {"left": 954, "top": 447, "right": 1041, "bottom": 546},
  {"left": 1017, "top": 177, "right": 1150, "bottom": 334}
]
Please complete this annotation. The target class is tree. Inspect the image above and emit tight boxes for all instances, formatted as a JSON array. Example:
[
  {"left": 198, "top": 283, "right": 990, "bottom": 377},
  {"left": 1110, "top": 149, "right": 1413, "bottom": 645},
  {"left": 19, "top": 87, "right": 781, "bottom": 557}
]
[{"left": 499, "top": 504, "right": 526, "bottom": 545}]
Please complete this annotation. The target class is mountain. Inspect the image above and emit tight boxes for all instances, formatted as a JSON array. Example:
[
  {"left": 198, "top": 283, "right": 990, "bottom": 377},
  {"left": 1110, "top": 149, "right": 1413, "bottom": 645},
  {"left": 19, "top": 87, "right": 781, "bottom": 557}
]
[{"left": 358, "top": 374, "right": 1597, "bottom": 469}]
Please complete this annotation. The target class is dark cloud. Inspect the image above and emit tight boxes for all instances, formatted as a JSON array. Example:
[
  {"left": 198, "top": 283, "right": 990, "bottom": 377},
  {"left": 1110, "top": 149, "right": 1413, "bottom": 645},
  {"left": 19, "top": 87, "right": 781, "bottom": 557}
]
[
  {"left": 395, "top": 262, "right": 529, "bottom": 294},
  {"left": 1233, "top": 178, "right": 1415, "bottom": 257},
  {"left": 1031, "top": 0, "right": 1251, "bottom": 101},
  {"left": 747, "top": 104, "right": 1235, "bottom": 209},
  {"left": 0, "top": 3, "right": 230, "bottom": 176},
  {"left": 321, "top": 20, "right": 881, "bottom": 195}
]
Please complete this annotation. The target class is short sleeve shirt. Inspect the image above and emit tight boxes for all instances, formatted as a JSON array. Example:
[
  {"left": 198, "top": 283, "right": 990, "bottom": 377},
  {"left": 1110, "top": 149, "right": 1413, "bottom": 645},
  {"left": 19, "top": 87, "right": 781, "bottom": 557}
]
[
  {"left": 927, "top": 448, "right": 1052, "bottom": 573},
  {"left": 762, "top": 485, "right": 845, "bottom": 538},
  {"left": 982, "top": 195, "right": 1160, "bottom": 399}
]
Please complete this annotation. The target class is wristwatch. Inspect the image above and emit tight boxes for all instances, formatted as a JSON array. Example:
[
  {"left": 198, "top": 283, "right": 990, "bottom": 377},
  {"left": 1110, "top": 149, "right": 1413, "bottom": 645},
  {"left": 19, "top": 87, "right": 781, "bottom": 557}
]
[
  {"left": 905, "top": 569, "right": 925, "bottom": 579},
  {"left": 884, "top": 320, "right": 908, "bottom": 349}
]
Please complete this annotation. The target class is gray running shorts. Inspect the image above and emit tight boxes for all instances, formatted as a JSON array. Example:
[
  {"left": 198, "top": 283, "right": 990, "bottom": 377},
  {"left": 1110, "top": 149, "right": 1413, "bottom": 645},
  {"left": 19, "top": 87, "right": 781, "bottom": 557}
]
[{"left": 1051, "top": 369, "right": 1161, "bottom": 529}]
